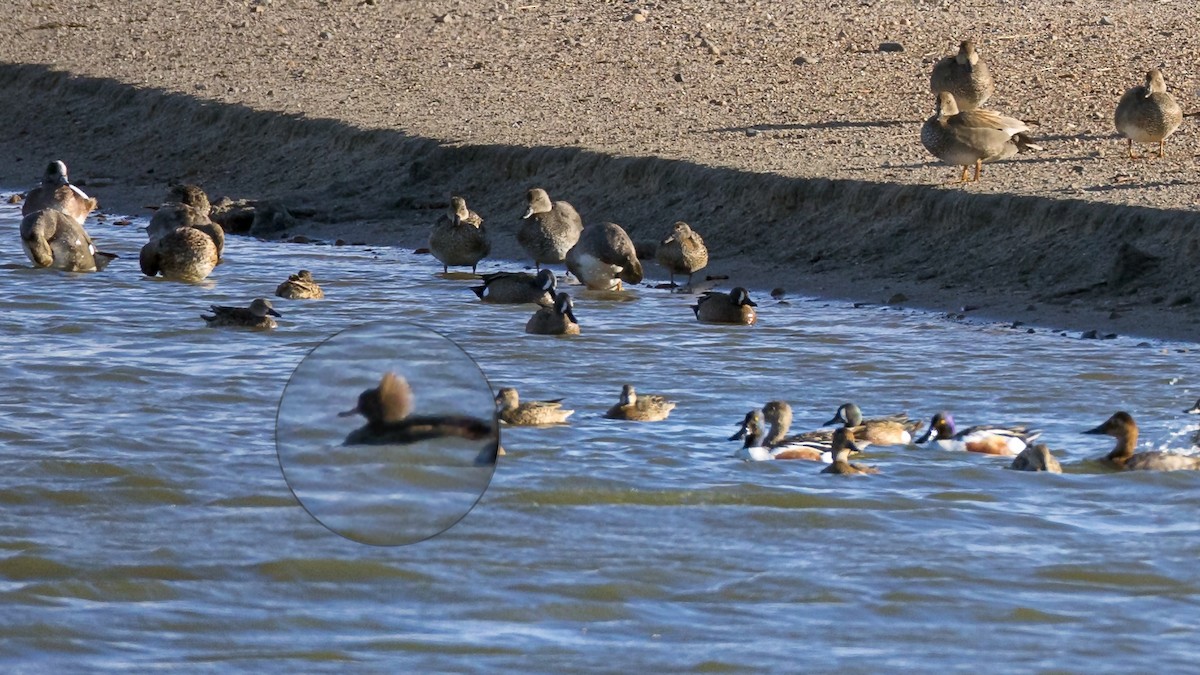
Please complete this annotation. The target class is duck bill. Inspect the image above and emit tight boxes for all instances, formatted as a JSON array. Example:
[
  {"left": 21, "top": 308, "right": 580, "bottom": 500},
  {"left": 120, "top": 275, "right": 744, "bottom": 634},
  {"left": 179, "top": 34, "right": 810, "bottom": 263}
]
[
  {"left": 337, "top": 407, "right": 360, "bottom": 418},
  {"left": 822, "top": 415, "right": 841, "bottom": 427},
  {"left": 745, "top": 299, "right": 758, "bottom": 307},
  {"left": 1081, "top": 424, "right": 1107, "bottom": 435},
  {"left": 268, "top": 308, "right": 283, "bottom": 317},
  {"left": 847, "top": 440, "right": 863, "bottom": 454},
  {"left": 914, "top": 427, "right": 933, "bottom": 444},
  {"left": 564, "top": 308, "right": 578, "bottom": 323},
  {"left": 728, "top": 425, "right": 748, "bottom": 442},
  {"left": 522, "top": 206, "right": 535, "bottom": 219}
]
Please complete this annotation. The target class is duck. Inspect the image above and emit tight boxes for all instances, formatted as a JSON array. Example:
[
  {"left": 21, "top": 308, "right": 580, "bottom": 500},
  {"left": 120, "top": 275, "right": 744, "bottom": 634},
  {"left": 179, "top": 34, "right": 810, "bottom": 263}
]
[
  {"left": 1084, "top": 411, "right": 1200, "bottom": 471},
  {"left": 472, "top": 269, "right": 556, "bottom": 305},
  {"left": 275, "top": 270, "right": 325, "bottom": 299},
  {"left": 338, "top": 371, "right": 497, "bottom": 453},
  {"left": 604, "top": 384, "right": 676, "bottom": 421},
  {"left": 761, "top": 400, "right": 865, "bottom": 459},
  {"left": 820, "top": 428, "right": 878, "bottom": 475},
  {"left": 692, "top": 287, "right": 757, "bottom": 325},
  {"left": 19, "top": 208, "right": 117, "bottom": 272},
  {"left": 921, "top": 91, "right": 1041, "bottom": 183},
  {"left": 201, "top": 298, "right": 282, "bottom": 329},
  {"left": 565, "top": 221, "right": 643, "bottom": 291},
  {"left": 1009, "top": 444, "right": 1062, "bottom": 473},
  {"left": 525, "top": 291, "right": 580, "bottom": 335},
  {"left": 139, "top": 225, "right": 221, "bottom": 282},
  {"left": 824, "top": 403, "right": 923, "bottom": 446},
  {"left": 914, "top": 411, "right": 1040, "bottom": 456},
  {"left": 929, "top": 40, "right": 994, "bottom": 111},
  {"left": 22, "top": 160, "right": 97, "bottom": 225},
  {"left": 655, "top": 221, "right": 708, "bottom": 288},
  {"left": 518, "top": 188, "right": 584, "bottom": 270},
  {"left": 495, "top": 387, "right": 574, "bottom": 426},
  {"left": 428, "top": 195, "right": 490, "bottom": 274},
  {"left": 1185, "top": 399, "right": 1200, "bottom": 415},
  {"left": 730, "top": 410, "right": 774, "bottom": 461},
  {"left": 146, "top": 184, "right": 225, "bottom": 259},
  {"left": 1114, "top": 68, "right": 1184, "bottom": 159}
]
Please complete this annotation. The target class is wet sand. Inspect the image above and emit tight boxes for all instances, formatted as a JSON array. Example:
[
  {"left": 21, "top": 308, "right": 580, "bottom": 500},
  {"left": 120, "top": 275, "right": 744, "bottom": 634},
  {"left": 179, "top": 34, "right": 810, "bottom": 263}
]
[{"left": 1, "top": 1, "right": 1198, "bottom": 341}]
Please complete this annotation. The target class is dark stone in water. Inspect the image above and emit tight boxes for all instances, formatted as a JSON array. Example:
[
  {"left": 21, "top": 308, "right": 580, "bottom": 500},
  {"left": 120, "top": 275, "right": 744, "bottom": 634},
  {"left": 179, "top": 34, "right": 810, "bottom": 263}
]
[{"left": 210, "top": 197, "right": 257, "bottom": 235}]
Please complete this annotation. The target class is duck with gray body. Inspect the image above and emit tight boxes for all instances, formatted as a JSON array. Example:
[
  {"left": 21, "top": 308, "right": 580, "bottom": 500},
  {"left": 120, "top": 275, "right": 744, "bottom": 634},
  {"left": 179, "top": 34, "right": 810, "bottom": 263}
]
[
  {"left": 20, "top": 209, "right": 117, "bottom": 272},
  {"left": 518, "top": 188, "right": 583, "bottom": 270},
  {"left": 692, "top": 287, "right": 757, "bottom": 324},
  {"left": 566, "top": 221, "right": 643, "bottom": 291},
  {"left": 1114, "top": 68, "right": 1183, "bottom": 159},
  {"left": 929, "top": 40, "right": 994, "bottom": 111},
  {"left": 22, "top": 160, "right": 97, "bottom": 226},
  {"left": 525, "top": 291, "right": 580, "bottom": 335},
  {"left": 428, "top": 196, "right": 490, "bottom": 274},
  {"left": 471, "top": 268, "right": 556, "bottom": 305},
  {"left": 201, "top": 298, "right": 282, "bottom": 329},
  {"left": 655, "top": 221, "right": 708, "bottom": 288},
  {"left": 921, "top": 91, "right": 1040, "bottom": 183}
]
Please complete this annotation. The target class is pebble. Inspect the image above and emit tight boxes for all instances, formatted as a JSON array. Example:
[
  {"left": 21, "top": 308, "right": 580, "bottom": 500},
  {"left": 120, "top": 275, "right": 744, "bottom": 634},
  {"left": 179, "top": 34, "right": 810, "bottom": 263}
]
[
  {"left": 628, "top": 10, "right": 646, "bottom": 23},
  {"left": 878, "top": 42, "right": 904, "bottom": 53},
  {"left": 6, "top": 194, "right": 22, "bottom": 204},
  {"left": 1099, "top": 16, "right": 1114, "bottom": 25},
  {"left": 793, "top": 55, "right": 818, "bottom": 66}
]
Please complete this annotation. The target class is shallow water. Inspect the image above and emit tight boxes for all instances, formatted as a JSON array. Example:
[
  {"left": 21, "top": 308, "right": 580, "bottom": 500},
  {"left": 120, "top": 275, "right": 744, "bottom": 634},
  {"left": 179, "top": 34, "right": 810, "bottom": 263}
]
[{"left": 3, "top": 195, "right": 1200, "bottom": 671}]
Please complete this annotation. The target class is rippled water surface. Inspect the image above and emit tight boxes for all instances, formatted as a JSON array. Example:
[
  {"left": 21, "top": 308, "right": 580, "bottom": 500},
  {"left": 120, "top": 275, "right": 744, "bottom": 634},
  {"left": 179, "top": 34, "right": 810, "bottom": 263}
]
[{"left": 4, "top": 195, "right": 1200, "bottom": 671}]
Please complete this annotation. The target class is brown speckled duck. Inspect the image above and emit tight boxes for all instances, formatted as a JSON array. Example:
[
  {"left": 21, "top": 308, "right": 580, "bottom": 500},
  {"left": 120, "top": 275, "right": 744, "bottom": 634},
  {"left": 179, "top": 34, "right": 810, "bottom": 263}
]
[
  {"left": 201, "top": 298, "right": 282, "bottom": 329},
  {"left": 22, "top": 160, "right": 97, "bottom": 225},
  {"left": 655, "top": 221, "right": 708, "bottom": 288},
  {"left": 276, "top": 270, "right": 325, "bottom": 299},
  {"left": 140, "top": 226, "right": 221, "bottom": 282},
  {"left": 428, "top": 196, "right": 490, "bottom": 274},
  {"left": 525, "top": 291, "right": 580, "bottom": 335},
  {"left": 921, "top": 91, "right": 1040, "bottom": 183},
  {"left": 1084, "top": 411, "right": 1200, "bottom": 471},
  {"left": 495, "top": 387, "right": 574, "bottom": 426},
  {"left": 825, "top": 403, "right": 923, "bottom": 446},
  {"left": 518, "top": 188, "right": 583, "bottom": 270},
  {"left": 603, "top": 384, "right": 676, "bottom": 422},
  {"left": 1114, "top": 68, "right": 1183, "bottom": 159},
  {"left": 565, "top": 221, "right": 643, "bottom": 291},
  {"left": 20, "top": 208, "right": 116, "bottom": 272},
  {"left": 929, "top": 40, "right": 994, "bottom": 111}
]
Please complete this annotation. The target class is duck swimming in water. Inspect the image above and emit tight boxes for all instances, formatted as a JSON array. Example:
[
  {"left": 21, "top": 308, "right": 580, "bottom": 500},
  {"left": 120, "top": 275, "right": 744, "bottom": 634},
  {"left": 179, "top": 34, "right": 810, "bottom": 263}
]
[
  {"left": 1084, "top": 411, "right": 1200, "bottom": 471},
  {"left": 201, "top": 298, "right": 282, "bottom": 329},
  {"left": 820, "top": 428, "right": 878, "bottom": 475},
  {"left": 915, "top": 411, "right": 1040, "bottom": 456},
  {"left": 19, "top": 208, "right": 117, "bottom": 272},
  {"left": 825, "top": 403, "right": 923, "bottom": 446},
  {"left": 22, "top": 160, "right": 97, "bottom": 225},
  {"left": 604, "top": 384, "right": 676, "bottom": 422},
  {"left": 494, "top": 387, "right": 574, "bottom": 426}
]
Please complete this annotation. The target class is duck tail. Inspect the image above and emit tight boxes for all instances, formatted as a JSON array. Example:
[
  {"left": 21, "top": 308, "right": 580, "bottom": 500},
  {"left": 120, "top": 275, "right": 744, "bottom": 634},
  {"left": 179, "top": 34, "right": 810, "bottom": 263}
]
[
  {"left": 469, "top": 284, "right": 486, "bottom": 300},
  {"left": 1013, "top": 132, "right": 1042, "bottom": 153}
]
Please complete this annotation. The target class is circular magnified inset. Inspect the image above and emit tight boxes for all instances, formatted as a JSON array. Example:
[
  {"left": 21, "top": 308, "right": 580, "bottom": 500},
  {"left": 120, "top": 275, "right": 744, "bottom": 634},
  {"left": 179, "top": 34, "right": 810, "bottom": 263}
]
[{"left": 275, "top": 321, "right": 500, "bottom": 546}]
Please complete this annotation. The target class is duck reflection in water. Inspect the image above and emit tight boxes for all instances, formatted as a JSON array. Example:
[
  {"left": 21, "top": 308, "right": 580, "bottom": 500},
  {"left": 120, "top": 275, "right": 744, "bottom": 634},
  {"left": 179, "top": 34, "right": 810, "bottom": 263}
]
[{"left": 338, "top": 371, "right": 499, "bottom": 464}]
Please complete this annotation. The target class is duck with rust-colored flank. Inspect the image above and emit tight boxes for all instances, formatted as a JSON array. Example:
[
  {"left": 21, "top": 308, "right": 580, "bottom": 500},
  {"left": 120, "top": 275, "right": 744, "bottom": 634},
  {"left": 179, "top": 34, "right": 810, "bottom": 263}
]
[
  {"left": 428, "top": 196, "right": 490, "bottom": 274},
  {"left": 825, "top": 403, "right": 923, "bottom": 446},
  {"left": 1115, "top": 68, "right": 1183, "bottom": 159},
  {"left": 339, "top": 372, "right": 497, "bottom": 454},
  {"left": 761, "top": 400, "right": 868, "bottom": 461},
  {"left": 495, "top": 387, "right": 574, "bottom": 426},
  {"left": 525, "top": 292, "right": 580, "bottom": 335},
  {"left": 692, "top": 287, "right": 757, "bottom": 325},
  {"left": 921, "top": 91, "right": 1041, "bottom": 184},
  {"left": 1009, "top": 444, "right": 1062, "bottom": 473},
  {"left": 1084, "top": 411, "right": 1200, "bottom": 471},
  {"left": 22, "top": 160, "right": 97, "bottom": 225},
  {"left": 276, "top": 270, "right": 325, "bottom": 299},
  {"left": 566, "top": 221, "right": 643, "bottom": 291},
  {"left": 471, "top": 268, "right": 556, "bottom": 305},
  {"left": 820, "top": 428, "right": 878, "bottom": 475},
  {"left": 518, "top": 188, "right": 583, "bottom": 270},
  {"left": 604, "top": 384, "right": 676, "bottom": 422},
  {"left": 655, "top": 221, "right": 708, "bottom": 289},
  {"left": 201, "top": 298, "right": 282, "bottom": 330},
  {"left": 915, "top": 412, "right": 1040, "bottom": 456},
  {"left": 19, "top": 208, "right": 117, "bottom": 272},
  {"left": 929, "top": 40, "right": 994, "bottom": 111}
]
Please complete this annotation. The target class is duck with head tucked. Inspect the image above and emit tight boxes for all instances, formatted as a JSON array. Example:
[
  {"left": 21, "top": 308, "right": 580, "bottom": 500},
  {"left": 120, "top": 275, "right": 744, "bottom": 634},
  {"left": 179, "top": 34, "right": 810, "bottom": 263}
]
[
  {"left": 22, "top": 160, "right": 97, "bottom": 225},
  {"left": 820, "top": 428, "right": 878, "bottom": 475},
  {"left": 140, "top": 185, "right": 224, "bottom": 282},
  {"left": 20, "top": 208, "right": 117, "bottom": 272},
  {"left": 929, "top": 40, "right": 994, "bottom": 111},
  {"left": 201, "top": 298, "right": 282, "bottom": 330},
  {"left": 525, "top": 291, "right": 580, "bottom": 335},
  {"left": 471, "top": 268, "right": 556, "bottom": 305},
  {"left": 519, "top": 188, "right": 583, "bottom": 271},
  {"left": 565, "top": 221, "right": 643, "bottom": 291},
  {"left": 428, "top": 195, "right": 490, "bottom": 274},
  {"left": 276, "top": 270, "right": 325, "bottom": 299},
  {"left": 915, "top": 411, "right": 1040, "bottom": 456},
  {"left": 1009, "top": 444, "right": 1062, "bottom": 473},
  {"left": 494, "top": 387, "right": 574, "bottom": 426},
  {"left": 825, "top": 403, "right": 923, "bottom": 446},
  {"left": 339, "top": 372, "right": 497, "bottom": 452},
  {"left": 921, "top": 91, "right": 1040, "bottom": 184},
  {"left": 692, "top": 287, "right": 757, "bottom": 325},
  {"left": 604, "top": 384, "right": 676, "bottom": 422},
  {"left": 1084, "top": 411, "right": 1200, "bottom": 471},
  {"left": 1114, "top": 68, "right": 1183, "bottom": 159},
  {"left": 655, "top": 221, "right": 708, "bottom": 289}
]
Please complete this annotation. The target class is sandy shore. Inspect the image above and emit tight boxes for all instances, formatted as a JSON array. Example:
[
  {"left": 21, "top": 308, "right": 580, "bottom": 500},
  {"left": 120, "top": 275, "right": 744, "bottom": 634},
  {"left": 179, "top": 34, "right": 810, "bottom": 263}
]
[{"left": 1, "top": 1, "right": 1198, "bottom": 341}]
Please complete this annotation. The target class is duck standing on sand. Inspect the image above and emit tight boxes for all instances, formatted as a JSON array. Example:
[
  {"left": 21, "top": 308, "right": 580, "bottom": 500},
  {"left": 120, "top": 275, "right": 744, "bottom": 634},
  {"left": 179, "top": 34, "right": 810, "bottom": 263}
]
[
  {"left": 929, "top": 40, "right": 994, "bottom": 111},
  {"left": 1084, "top": 411, "right": 1200, "bottom": 471},
  {"left": 921, "top": 91, "right": 1040, "bottom": 184},
  {"left": 1114, "top": 68, "right": 1183, "bottom": 159},
  {"left": 495, "top": 387, "right": 574, "bottom": 426},
  {"left": 201, "top": 298, "right": 282, "bottom": 330},
  {"left": 428, "top": 196, "right": 490, "bottom": 274},
  {"left": 471, "top": 269, "right": 556, "bottom": 305},
  {"left": 276, "top": 270, "right": 325, "bottom": 299},
  {"left": 518, "top": 188, "right": 583, "bottom": 271},
  {"left": 565, "top": 221, "right": 643, "bottom": 291},
  {"left": 525, "top": 291, "right": 580, "bottom": 335},
  {"left": 604, "top": 384, "right": 676, "bottom": 422},
  {"left": 19, "top": 208, "right": 117, "bottom": 272},
  {"left": 339, "top": 372, "right": 497, "bottom": 454},
  {"left": 692, "top": 287, "right": 757, "bottom": 325},
  {"left": 22, "top": 160, "right": 97, "bottom": 225},
  {"left": 820, "top": 428, "right": 878, "bottom": 475},
  {"left": 655, "top": 221, "right": 708, "bottom": 289}
]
